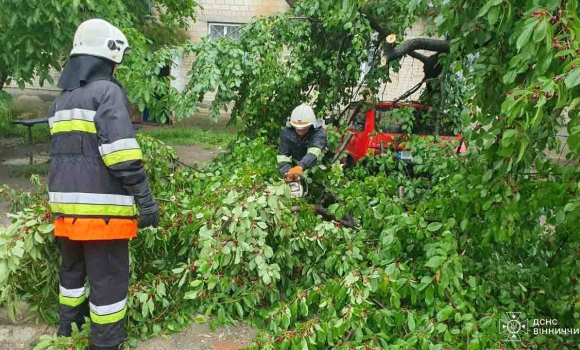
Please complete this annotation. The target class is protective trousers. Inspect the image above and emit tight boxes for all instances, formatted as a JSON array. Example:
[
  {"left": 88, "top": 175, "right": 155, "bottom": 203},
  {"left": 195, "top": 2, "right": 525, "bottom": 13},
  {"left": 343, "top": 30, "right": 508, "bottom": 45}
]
[{"left": 57, "top": 237, "right": 129, "bottom": 350}]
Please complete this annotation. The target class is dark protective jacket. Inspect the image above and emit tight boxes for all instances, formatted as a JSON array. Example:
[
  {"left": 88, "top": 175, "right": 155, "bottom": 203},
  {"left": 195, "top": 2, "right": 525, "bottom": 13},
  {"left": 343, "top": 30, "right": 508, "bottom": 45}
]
[
  {"left": 277, "top": 126, "right": 327, "bottom": 175},
  {"left": 48, "top": 57, "right": 155, "bottom": 220}
]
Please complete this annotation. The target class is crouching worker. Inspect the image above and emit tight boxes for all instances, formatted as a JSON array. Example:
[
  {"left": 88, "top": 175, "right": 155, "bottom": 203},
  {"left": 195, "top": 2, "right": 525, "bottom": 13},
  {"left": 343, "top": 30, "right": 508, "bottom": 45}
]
[
  {"left": 47, "top": 19, "right": 159, "bottom": 350},
  {"left": 277, "top": 104, "right": 327, "bottom": 178}
]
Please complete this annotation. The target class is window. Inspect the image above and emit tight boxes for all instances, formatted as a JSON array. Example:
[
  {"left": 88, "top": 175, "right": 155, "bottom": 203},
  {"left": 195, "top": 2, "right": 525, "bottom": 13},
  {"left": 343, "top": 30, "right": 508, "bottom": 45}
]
[
  {"left": 347, "top": 103, "right": 370, "bottom": 132},
  {"left": 375, "top": 106, "right": 410, "bottom": 134},
  {"left": 208, "top": 23, "right": 242, "bottom": 41},
  {"left": 375, "top": 105, "right": 457, "bottom": 136}
]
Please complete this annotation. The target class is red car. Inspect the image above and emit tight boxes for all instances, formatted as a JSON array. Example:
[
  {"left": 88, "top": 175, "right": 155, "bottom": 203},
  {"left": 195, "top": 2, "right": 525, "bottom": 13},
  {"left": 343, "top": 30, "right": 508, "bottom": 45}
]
[{"left": 341, "top": 101, "right": 466, "bottom": 167}]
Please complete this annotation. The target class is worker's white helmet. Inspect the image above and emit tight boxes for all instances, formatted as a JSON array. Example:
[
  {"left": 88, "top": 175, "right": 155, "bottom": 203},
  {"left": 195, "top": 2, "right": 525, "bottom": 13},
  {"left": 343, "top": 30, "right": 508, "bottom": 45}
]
[
  {"left": 288, "top": 104, "right": 317, "bottom": 130},
  {"left": 70, "top": 19, "right": 130, "bottom": 64}
]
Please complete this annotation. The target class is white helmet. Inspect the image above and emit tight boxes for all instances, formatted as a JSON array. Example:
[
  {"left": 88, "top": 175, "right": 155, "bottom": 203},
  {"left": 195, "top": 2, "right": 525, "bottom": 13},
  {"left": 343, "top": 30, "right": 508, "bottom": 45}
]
[
  {"left": 70, "top": 19, "right": 130, "bottom": 64},
  {"left": 288, "top": 104, "right": 317, "bottom": 129}
]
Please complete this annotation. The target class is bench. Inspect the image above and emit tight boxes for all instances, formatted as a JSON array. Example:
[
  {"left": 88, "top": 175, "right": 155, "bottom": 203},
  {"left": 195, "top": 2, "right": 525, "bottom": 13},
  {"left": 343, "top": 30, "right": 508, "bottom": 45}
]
[
  {"left": 12, "top": 118, "right": 49, "bottom": 164},
  {"left": 11, "top": 118, "right": 142, "bottom": 164}
]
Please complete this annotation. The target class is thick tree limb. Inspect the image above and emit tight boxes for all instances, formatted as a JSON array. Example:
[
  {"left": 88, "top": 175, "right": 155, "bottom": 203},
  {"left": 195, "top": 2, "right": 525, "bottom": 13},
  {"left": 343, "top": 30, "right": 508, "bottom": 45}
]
[
  {"left": 408, "top": 51, "right": 429, "bottom": 63},
  {"left": 384, "top": 38, "right": 450, "bottom": 62},
  {"left": 0, "top": 70, "right": 8, "bottom": 91},
  {"left": 365, "top": 13, "right": 449, "bottom": 62}
]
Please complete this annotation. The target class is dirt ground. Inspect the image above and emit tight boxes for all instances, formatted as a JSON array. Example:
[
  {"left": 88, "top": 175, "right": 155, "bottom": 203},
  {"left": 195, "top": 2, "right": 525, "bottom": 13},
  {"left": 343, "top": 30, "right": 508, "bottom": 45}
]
[
  {"left": 0, "top": 131, "right": 254, "bottom": 350},
  {"left": 0, "top": 303, "right": 254, "bottom": 350}
]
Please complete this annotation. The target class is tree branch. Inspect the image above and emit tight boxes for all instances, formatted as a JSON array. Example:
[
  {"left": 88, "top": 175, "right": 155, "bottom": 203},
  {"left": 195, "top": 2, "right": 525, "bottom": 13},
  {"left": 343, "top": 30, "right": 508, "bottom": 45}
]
[
  {"left": 384, "top": 38, "right": 450, "bottom": 62},
  {"left": 0, "top": 70, "right": 8, "bottom": 91},
  {"left": 408, "top": 51, "right": 429, "bottom": 63}
]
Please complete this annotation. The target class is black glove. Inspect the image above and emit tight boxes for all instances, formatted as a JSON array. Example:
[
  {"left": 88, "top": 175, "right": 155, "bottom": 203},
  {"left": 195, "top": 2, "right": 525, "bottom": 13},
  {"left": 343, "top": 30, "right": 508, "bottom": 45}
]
[
  {"left": 124, "top": 178, "right": 160, "bottom": 229},
  {"left": 138, "top": 210, "right": 159, "bottom": 229}
]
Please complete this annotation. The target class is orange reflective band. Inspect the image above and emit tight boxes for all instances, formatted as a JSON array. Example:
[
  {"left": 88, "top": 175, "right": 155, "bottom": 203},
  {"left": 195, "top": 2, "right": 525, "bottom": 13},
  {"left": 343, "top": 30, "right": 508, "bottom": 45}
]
[
  {"left": 291, "top": 121, "right": 310, "bottom": 126},
  {"left": 54, "top": 217, "right": 137, "bottom": 241}
]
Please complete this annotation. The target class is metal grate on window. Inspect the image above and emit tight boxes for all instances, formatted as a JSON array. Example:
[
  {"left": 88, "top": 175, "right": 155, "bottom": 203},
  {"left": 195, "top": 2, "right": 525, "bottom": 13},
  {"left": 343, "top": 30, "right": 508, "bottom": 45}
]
[{"left": 208, "top": 23, "right": 242, "bottom": 41}]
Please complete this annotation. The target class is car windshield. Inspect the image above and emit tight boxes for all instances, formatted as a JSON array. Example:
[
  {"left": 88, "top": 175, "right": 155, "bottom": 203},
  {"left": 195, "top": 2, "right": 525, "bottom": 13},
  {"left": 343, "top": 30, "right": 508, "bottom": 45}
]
[
  {"left": 375, "top": 105, "right": 457, "bottom": 136},
  {"left": 347, "top": 103, "right": 371, "bottom": 132}
]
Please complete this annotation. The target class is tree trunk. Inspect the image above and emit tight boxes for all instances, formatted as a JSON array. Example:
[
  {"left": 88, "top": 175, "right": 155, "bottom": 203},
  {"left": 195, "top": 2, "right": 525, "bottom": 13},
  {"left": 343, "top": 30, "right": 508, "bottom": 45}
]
[{"left": 0, "top": 70, "right": 8, "bottom": 91}]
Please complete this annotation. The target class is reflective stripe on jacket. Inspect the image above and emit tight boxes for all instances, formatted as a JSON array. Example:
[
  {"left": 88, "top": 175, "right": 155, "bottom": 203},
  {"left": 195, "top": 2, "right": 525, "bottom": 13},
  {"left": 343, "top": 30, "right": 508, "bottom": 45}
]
[
  {"left": 277, "top": 126, "right": 327, "bottom": 175},
  {"left": 48, "top": 80, "right": 145, "bottom": 221}
]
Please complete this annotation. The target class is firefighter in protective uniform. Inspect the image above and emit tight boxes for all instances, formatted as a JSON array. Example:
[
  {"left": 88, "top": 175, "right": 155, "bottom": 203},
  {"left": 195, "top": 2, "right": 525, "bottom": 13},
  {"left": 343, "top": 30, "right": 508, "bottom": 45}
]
[
  {"left": 277, "top": 104, "right": 327, "bottom": 177},
  {"left": 47, "top": 19, "right": 159, "bottom": 350}
]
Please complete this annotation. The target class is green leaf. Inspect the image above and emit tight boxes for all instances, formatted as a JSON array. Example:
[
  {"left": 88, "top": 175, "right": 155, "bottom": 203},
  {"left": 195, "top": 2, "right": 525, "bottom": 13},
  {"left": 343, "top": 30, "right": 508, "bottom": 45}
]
[
  {"left": 407, "top": 314, "right": 416, "bottom": 332},
  {"left": 184, "top": 291, "right": 198, "bottom": 300},
  {"left": 477, "top": 0, "right": 494, "bottom": 17},
  {"left": 34, "top": 232, "right": 44, "bottom": 244},
  {"left": 516, "top": 139, "right": 529, "bottom": 163},
  {"left": 437, "top": 306, "right": 454, "bottom": 321},
  {"left": 152, "top": 324, "right": 161, "bottom": 334},
  {"left": 38, "top": 223, "right": 54, "bottom": 234},
  {"left": 517, "top": 22, "right": 536, "bottom": 50},
  {"left": 157, "top": 283, "right": 166, "bottom": 297},
  {"left": 483, "top": 170, "right": 493, "bottom": 182},
  {"left": 427, "top": 222, "right": 443, "bottom": 232},
  {"left": 556, "top": 49, "right": 574, "bottom": 57},
  {"left": 565, "top": 68, "right": 580, "bottom": 89},
  {"left": 235, "top": 302, "right": 244, "bottom": 319},
  {"left": 564, "top": 202, "right": 579, "bottom": 212},
  {"left": 425, "top": 256, "right": 444, "bottom": 269},
  {"left": 533, "top": 21, "right": 548, "bottom": 43},
  {"left": 503, "top": 70, "right": 517, "bottom": 85},
  {"left": 425, "top": 286, "right": 434, "bottom": 306},
  {"left": 502, "top": 129, "right": 518, "bottom": 144},
  {"left": 537, "top": 54, "right": 553, "bottom": 74},
  {"left": 0, "top": 261, "right": 8, "bottom": 283},
  {"left": 12, "top": 245, "right": 24, "bottom": 258},
  {"left": 488, "top": 6, "right": 500, "bottom": 26},
  {"left": 191, "top": 280, "right": 203, "bottom": 288}
]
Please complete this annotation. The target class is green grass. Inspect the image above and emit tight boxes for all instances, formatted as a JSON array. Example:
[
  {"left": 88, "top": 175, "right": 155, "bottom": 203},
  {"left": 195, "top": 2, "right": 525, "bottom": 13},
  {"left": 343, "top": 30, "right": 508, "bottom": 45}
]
[
  {"left": 8, "top": 163, "right": 50, "bottom": 178},
  {"left": 138, "top": 127, "right": 237, "bottom": 148}
]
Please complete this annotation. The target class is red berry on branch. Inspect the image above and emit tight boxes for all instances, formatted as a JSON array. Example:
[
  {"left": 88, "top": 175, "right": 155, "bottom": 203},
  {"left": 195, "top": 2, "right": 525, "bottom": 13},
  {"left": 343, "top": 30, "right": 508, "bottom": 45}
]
[
  {"left": 553, "top": 37, "right": 559, "bottom": 43},
  {"left": 535, "top": 85, "right": 541, "bottom": 90},
  {"left": 545, "top": 92, "right": 553, "bottom": 98},
  {"left": 560, "top": 56, "right": 567, "bottom": 62},
  {"left": 532, "top": 93, "right": 539, "bottom": 100},
  {"left": 551, "top": 16, "right": 558, "bottom": 23},
  {"left": 554, "top": 43, "right": 561, "bottom": 50}
]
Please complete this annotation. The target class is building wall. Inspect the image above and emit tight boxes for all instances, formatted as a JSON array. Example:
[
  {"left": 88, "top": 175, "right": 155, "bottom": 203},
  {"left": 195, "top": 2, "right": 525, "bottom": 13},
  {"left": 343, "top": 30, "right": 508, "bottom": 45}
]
[
  {"left": 171, "top": 0, "right": 290, "bottom": 96},
  {"left": 373, "top": 17, "right": 429, "bottom": 102}
]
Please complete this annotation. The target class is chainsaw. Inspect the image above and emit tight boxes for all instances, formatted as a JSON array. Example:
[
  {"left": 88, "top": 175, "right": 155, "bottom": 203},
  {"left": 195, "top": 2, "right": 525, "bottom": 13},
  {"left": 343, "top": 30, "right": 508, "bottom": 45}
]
[{"left": 284, "top": 173, "right": 307, "bottom": 198}]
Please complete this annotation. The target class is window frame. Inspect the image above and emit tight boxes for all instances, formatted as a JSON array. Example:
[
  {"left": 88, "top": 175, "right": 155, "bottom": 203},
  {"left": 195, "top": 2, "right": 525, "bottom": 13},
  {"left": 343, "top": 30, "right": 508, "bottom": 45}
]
[{"left": 208, "top": 22, "right": 243, "bottom": 41}]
